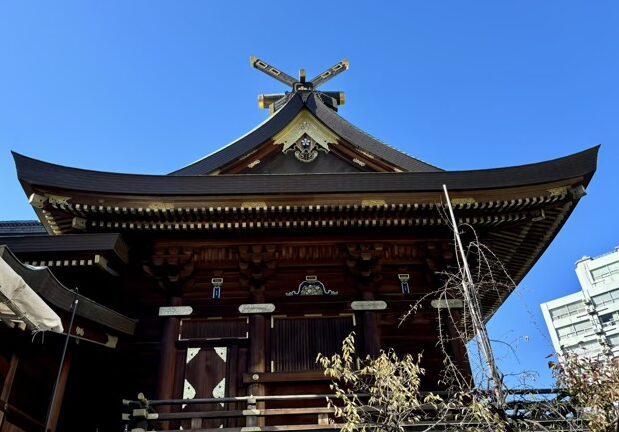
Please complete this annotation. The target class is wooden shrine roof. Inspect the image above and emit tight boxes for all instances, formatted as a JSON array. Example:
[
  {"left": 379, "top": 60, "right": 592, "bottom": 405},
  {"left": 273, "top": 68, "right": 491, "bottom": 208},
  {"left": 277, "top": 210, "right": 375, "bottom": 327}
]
[
  {"left": 169, "top": 91, "right": 441, "bottom": 175},
  {"left": 10, "top": 146, "right": 598, "bottom": 305},
  {"left": 6, "top": 79, "right": 600, "bottom": 322}
]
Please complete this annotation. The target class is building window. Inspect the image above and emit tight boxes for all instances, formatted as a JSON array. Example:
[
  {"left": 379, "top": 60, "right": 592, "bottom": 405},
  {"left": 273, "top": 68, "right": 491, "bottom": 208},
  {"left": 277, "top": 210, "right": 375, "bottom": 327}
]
[
  {"left": 592, "top": 289, "right": 619, "bottom": 307},
  {"left": 556, "top": 320, "right": 592, "bottom": 341},
  {"left": 599, "top": 312, "right": 618, "bottom": 328},
  {"left": 550, "top": 300, "right": 585, "bottom": 320},
  {"left": 590, "top": 261, "right": 619, "bottom": 282}
]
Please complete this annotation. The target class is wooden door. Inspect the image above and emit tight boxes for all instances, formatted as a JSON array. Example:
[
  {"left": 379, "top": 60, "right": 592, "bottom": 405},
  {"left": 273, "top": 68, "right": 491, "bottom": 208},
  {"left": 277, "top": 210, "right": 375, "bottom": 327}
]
[{"left": 181, "top": 345, "right": 245, "bottom": 429}]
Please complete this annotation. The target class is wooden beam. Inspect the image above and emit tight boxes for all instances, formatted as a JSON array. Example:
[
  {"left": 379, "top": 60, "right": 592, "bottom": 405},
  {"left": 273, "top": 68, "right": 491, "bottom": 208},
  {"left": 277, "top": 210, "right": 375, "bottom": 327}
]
[
  {"left": 361, "top": 290, "right": 381, "bottom": 358},
  {"left": 0, "top": 353, "right": 18, "bottom": 429},
  {"left": 242, "top": 371, "right": 328, "bottom": 384},
  {"left": 157, "top": 297, "right": 182, "bottom": 406},
  {"left": 247, "top": 289, "right": 267, "bottom": 427}
]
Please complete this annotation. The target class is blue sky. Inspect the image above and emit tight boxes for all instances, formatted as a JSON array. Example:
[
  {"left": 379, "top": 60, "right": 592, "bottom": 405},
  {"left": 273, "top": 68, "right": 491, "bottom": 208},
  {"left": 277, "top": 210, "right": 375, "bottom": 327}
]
[{"left": 1, "top": 2, "right": 618, "bottom": 387}]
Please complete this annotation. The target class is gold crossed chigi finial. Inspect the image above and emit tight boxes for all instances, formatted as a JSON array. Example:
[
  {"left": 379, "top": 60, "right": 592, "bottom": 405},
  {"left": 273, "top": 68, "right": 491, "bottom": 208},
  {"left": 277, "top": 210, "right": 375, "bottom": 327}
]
[{"left": 250, "top": 56, "right": 349, "bottom": 113}]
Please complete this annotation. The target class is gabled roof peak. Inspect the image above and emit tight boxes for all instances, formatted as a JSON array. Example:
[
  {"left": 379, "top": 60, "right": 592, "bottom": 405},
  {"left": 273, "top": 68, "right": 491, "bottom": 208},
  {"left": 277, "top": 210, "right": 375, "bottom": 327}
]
[{"left": 170, "top": 92, "right": 442, "bottom": 176}]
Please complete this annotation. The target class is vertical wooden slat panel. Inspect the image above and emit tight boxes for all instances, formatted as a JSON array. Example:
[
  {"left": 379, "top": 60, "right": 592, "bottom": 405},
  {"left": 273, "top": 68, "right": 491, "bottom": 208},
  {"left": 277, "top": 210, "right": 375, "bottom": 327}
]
[
  {"left": 272, "top": 316, "right": 354, "bottom": 372},
  {"left": 180, "top": 318, "right": 248, "bottom": 340}
]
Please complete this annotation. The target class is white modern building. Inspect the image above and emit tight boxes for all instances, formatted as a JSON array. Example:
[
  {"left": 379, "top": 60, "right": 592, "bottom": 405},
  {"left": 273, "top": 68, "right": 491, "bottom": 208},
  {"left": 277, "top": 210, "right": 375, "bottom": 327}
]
[{"left": 541, "top": 246, "right": 619, "bottom": 359}]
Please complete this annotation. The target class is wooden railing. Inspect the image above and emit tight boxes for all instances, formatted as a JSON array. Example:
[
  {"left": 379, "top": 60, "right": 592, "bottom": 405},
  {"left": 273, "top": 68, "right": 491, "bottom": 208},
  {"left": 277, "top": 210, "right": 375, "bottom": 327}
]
[
  {"left": 0, "top": 399, "right": 46, "bottom": 432},
  {"left": 122, "top": 389, "right": 586, "bottom": 432}
]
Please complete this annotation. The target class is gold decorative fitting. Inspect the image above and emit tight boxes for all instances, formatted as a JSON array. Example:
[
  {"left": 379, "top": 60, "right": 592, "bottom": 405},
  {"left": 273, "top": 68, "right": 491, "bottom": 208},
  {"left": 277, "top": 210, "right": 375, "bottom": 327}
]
[
  {"left": 352, "top": 158, "right": 366, "bottom": 167},
  {"left": 451, "top": 197, "right": 477, "bottom": 205},
  {"left": 238, "top": 149, "right": 258, "bottom": 161},
  {"left": 273, "top": 110, "right": 338, "bottom": 151},
  {"left": 547, "top": 186, "right": 568, "bottom": 197},
  {"left": 361, "top": 199, "right": 387, "bottom": 207},
  {"left": 72, "top": 217, "right": 87, "bottom": 230},
  {"left": 241, "top": 201, "right": 267, "bottom": 209},
  {"left": 48, "top": 195, "right": 71, "bottom": 206},
  {"left": 148, "top": 202, "right": 174, "bottom": 210},
  {"left": 28, "top": 193, "right": 48, "bottom": 209},
  {"left": 286, "top": 275, "right": 338, "bottom": 296},
  {"left": 247, "top": 159, "right": 261, "bottom": 168},
  {"left": 359, "top": 150, "right": 375, "bottom": 159}
]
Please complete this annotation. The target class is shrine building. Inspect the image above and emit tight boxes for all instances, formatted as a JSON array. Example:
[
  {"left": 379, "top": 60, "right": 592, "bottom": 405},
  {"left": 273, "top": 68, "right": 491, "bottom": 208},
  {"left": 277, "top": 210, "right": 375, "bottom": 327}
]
[{"left": 0, "top": 58, "right": 598, "bottom": 431}]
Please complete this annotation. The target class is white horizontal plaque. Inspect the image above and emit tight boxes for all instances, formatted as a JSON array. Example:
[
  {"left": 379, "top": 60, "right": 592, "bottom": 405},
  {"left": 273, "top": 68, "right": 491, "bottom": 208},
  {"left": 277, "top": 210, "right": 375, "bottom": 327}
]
[
  {"left": 350, "top": 301, "right": 387, "bottom": 311},
  {"left": 238, "top": 303, "right": 276, "bottom": 314},
  {"left": 159, "top": 306, "right": 193, "bottom": 316},
  {"left": 431, "top": 299, "right": 464, "bottom": 309}
]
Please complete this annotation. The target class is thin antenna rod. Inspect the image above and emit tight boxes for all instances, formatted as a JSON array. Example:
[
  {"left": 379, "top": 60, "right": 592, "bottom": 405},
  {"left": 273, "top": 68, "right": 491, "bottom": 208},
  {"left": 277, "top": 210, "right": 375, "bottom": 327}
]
[
  {"left": 45, "top": 292, "right": 79, "bottom": 432},
  {"left": 442, "top": 184, "right": 505, "bottom": 407}
]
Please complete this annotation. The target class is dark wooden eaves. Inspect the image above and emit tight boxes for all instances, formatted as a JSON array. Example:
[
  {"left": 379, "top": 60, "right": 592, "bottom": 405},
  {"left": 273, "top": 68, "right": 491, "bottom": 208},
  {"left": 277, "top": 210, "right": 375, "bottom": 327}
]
[
  {"left": 13, "top": 146, "right": 599, "bottom": 197},
  {"left": 0, "top": 233, "right": 129, "bottom": 264},
  {"left": 0, "top": 246, "right": 136, "bottom": 335}
]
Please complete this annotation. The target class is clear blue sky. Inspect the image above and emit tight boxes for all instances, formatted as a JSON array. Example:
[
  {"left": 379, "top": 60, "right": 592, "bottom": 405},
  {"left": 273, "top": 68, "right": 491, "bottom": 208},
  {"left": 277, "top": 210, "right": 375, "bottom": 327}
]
[{"left": 1, "top": 2, "right": 618, "bottom": 387}]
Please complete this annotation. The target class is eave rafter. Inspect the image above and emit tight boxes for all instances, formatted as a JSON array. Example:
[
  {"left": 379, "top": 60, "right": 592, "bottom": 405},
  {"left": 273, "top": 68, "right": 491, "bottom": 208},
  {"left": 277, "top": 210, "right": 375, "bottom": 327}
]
[
  {"left": 25, "top": 184, "right": 583, "bottom": 298},
  {"left": 0, "top": 233, "right": 129, "bottom": 276},
  {"left": 23, "top": 254, "right": 119, "bottom": 277},
  {"left": 27, "top": 185, "right": 575, "bottom": 237}
]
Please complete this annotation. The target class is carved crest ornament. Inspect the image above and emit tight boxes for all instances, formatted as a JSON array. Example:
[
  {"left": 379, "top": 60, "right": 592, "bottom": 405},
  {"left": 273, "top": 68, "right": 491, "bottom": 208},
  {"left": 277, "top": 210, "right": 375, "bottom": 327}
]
[{"left": 286, "top": 275, "right": 338, "bottom": 296}]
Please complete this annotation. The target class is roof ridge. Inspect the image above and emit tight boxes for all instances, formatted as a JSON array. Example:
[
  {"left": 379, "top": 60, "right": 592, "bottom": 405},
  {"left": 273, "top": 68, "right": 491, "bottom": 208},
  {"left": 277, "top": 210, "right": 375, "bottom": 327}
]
[
  {"left": 169, "top": 93, "right": 305, "bottom": 176},
  {"left": 305, "top": 93, "right": 442, "bottom": 172},
  {"left": 319, "top": 97, "right": 442, "bottom": 171}
]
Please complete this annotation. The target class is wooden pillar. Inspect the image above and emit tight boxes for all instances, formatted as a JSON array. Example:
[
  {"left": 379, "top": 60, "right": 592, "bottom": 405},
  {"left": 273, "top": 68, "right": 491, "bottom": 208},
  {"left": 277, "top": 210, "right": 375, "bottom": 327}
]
[
  {"left": 47, "top": 354, "right": 71, "bottom": 432},
  {"left": 157, "top": 297, "right": 182, "bottom": 403},
  {"left": 246, "top": 289, "right": 266, "bottom": 427},
  {"left": 361, "top": 289, "right": 381, "bottom": 358},
  {"left": 0, "top": 353, "right": 19, "bottom": 429},
  {"left": 444, "top": 309, "right": 473, "bottom": 386}
]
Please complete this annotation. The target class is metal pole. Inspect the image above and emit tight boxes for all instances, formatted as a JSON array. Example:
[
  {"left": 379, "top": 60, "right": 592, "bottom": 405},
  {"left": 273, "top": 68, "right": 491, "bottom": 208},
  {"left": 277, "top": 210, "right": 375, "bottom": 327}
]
[
  {"left": 442, "top": 184, "right": 505, "bottom": 407},
  {"left": 45, "top": 293, "right": 78, "bottom": 432}
]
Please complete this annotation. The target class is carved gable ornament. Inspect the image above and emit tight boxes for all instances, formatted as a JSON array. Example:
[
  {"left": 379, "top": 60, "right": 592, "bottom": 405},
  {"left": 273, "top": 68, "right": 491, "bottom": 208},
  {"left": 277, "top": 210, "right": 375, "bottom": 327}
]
[{"left": 273, "top": 110, "right": 340, "bottom": 163}]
